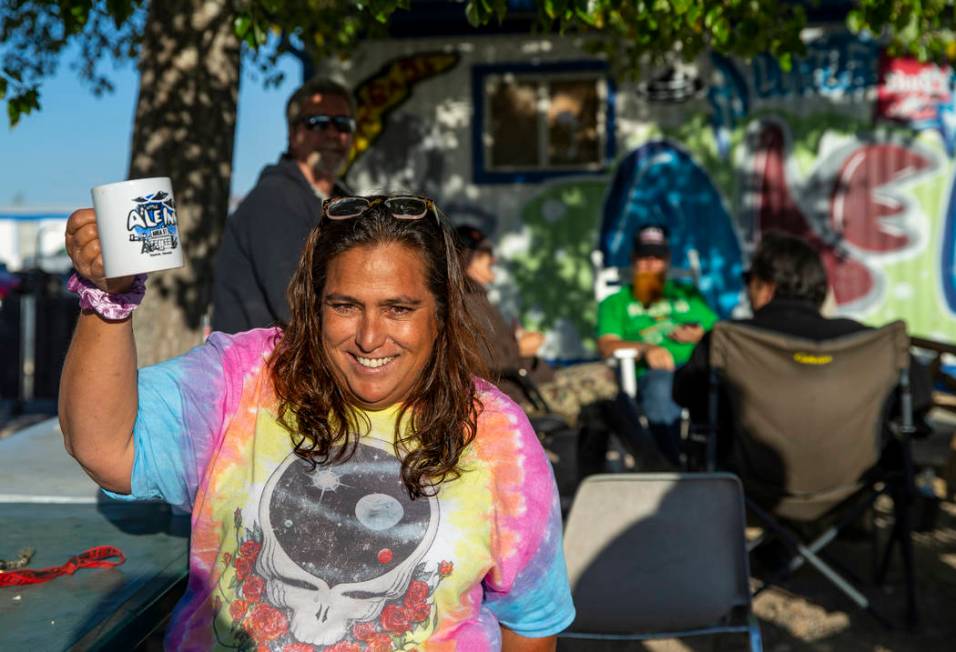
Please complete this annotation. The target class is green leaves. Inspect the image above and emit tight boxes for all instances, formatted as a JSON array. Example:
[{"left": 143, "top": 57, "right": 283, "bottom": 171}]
[
  {"left": 465, "top": 0, "right": 510, "bottom": 26},
  {"left": 672, "top": 0, "right": 692, "bottom": 14},
  {"left": 778, "top": 52, "right": 793, "bottom": 73},
  {"left": 7, "top": 0, "right": 956, "bottom": 129},
  {"left": 233, "top": 10, "right": 268, "bottom": 49},
  {"left": 532, "top": 0, "right": 812, "bottom": 78},
  {"left": 850, "top": 0, "right": 956, "bottom": 64},
  {"left": 847, "top": 9, "right": 864, "bottom": 33},
  {"left": 543, "top": 0, "right": 570, "bottom": 20},
  {"left": 6, "top": 87, "right": 40, "bottom": 127},
  {"left": 2, "top": 0, "right": 147, "bottom": 127},
  {"left": 465, "top": 1, "right": 481, "bottom": 28},
  {"left": 233, "top": 14, "right": 253, "bottom": 46},
  {"left": 105, "top": 0, "right": 137, "bottom": 27},
  {"left": 532, "top": 0, "right": 956, "bottom": 75}
]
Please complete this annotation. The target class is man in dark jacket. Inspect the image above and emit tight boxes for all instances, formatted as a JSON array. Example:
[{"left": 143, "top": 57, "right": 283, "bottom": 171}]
[
  {"left": 212, "top": 77, "right": 354, "bottom": 332},
  {"left": 673, "top": 231, "right": 932, "bottom": 462}
]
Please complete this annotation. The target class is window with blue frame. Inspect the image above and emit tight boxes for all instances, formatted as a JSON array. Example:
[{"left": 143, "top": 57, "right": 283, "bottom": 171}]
[{"left": 472, "top": 62, "right": 615, "bottom": 183}]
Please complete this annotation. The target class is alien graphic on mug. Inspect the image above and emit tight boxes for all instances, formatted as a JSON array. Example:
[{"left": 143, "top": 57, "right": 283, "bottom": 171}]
[{"left": 127, "top": 190, "right": 178, "bottom": 255}]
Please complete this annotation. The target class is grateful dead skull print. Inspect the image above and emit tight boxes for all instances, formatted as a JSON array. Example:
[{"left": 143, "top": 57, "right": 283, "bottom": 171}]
[{"left": 216, "top": 438, "right": 452, "bottom": 650}]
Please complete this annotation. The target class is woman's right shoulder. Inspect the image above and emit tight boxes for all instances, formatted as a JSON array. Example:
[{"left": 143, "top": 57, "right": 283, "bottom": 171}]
[{"left": 201, "top": 327, "right": 283, "bottom": 372}]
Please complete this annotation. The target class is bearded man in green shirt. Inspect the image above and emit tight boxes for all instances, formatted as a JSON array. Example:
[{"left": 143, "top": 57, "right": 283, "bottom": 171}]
[{"left": 596, "top": 225, "right": 717, "bottom": 464}]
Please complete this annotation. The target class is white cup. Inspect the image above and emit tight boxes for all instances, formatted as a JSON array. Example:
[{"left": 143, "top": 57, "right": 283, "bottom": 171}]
[{"left": 91, "top": 177, "right": 185, "bottom": 278}]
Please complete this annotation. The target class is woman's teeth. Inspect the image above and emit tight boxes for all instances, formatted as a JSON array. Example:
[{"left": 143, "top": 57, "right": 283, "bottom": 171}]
[{"left": 355, "top": 355, "right": 396, "bottom": 369}]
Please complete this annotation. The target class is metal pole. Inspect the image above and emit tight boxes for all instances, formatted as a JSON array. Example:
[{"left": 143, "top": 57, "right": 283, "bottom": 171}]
[{"left": 20, "top": 294, "right": 35, "bottom": 403}]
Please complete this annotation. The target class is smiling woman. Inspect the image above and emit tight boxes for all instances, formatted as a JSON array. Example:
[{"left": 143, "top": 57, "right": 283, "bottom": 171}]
[
  {"left": 321, "top": 244, "right": 439, "bottom": 409},
  {"left": 272, "top": 199, "right": 486, "bottom": 497},
  {"left": 57, "top": 195, "right": 574, "bottom": 650}
]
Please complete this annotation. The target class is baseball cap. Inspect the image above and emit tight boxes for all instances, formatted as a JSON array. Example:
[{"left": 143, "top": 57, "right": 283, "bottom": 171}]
[{"left": 632, "top": 224, "right": 670, "bottom": 258}]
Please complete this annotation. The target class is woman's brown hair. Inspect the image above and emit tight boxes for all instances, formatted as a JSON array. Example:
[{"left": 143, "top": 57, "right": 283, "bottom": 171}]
[{"left": 269, "top": 200, "right": 489, "bottom": 498}]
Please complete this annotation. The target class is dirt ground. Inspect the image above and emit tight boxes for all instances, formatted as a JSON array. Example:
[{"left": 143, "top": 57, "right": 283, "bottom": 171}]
[
  {"left": 740, "top": 499, "right": 956, "bottom": 652},
  {"left": 559, "top": 415, "right": 956, "bottom": 652}
]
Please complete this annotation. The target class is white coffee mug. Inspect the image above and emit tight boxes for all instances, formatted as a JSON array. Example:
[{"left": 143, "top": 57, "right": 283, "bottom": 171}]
[{"left": 91, "top": 177, "right": 185, "bottom": 278}]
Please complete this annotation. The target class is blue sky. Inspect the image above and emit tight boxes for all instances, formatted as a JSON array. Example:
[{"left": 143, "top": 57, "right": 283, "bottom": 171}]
[{"left": 0, "top": 47, "right": 303, "bottom": 210}]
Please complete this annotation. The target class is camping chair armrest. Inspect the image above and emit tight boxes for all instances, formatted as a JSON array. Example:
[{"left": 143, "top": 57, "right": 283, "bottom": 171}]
[{"left": 611, "top": 348, "right": 641, "bottom": 399}]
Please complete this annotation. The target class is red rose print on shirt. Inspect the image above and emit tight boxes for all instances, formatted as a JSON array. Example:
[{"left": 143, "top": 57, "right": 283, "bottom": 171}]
[
  {"left": 324, "top": 643, "right": 360, "bottom": 652},
  {"left": 282, "top": 643, "right": 316, "bottom": 652},
  {"left": 404, "top": 579, "right": 429, "bottom": 604},
  {"left": 351, "top": 621, "right": 377, "bottom": 641},
  {"left": 380, "top": 603, "right": 411, "bottom": 634},
  {"left": 248, "top": 603, "right": 289, "bottom": 641},
  {"left": 407, "top": 600, "right": 432, "bottom": 624},
  {"left": 239, "top": 540, "right": 262, "bottom": 561},
  {"left": 229, "top": 599, "right": 249, "bottom": 622},
  {"left": 234, "top": 554, "right": 254, "bottom": 581},
  {"left": 365, "top": 633, "right": 393, "bottom": 652},
  {"left": 242, "top": 574, "right": 266, "bottom": 602}
]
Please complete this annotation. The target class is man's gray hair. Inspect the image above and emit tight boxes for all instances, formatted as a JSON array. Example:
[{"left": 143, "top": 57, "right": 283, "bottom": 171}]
[{"left": 285, "top": 76, "right": 355, "bottom": 130}]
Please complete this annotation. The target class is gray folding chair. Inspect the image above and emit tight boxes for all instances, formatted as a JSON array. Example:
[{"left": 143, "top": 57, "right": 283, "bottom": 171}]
[{"left": 561, "top": 473, "right": 762, "bottom": 650}]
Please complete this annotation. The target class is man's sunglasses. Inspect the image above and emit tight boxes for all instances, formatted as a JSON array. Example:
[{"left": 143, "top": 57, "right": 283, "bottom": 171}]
[
  {"left": 322, "top": 195, "right": 438, "bottom": 222},
  {"left": 301, "top": 114, "right": 357, "bottom": 134}
]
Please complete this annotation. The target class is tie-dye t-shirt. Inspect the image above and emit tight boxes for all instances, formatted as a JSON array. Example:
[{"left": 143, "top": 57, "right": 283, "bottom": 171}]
[{"left": 111, "top": 328, "right": 574, "bottom": 650}]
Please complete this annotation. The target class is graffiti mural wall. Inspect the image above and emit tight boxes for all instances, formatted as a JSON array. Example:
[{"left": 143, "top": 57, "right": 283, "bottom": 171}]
[
  {"left": 340, "top": 30, "right": 956, "bottom": 360},
  {"left": 697, "top": 32, "right": 955, "bottom": 342}
]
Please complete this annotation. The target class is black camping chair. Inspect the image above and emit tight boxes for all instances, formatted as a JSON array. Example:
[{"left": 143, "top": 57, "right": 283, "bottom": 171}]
[{"left": 704, "top": 321, "right": 919, "bottom": 628}]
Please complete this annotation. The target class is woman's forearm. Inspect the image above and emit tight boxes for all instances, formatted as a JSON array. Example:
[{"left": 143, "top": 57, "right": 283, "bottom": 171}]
[
  {"left": 58, "top": 311, "right": 138, "bottom": 493},
  {"left": 597, "top": 334, "right": 650, "bottom": 359}
]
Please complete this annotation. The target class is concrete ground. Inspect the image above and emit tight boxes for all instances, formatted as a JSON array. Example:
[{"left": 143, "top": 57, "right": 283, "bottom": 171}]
[{"left": 0, "top": 399, "right": 58, "bottom": 439}]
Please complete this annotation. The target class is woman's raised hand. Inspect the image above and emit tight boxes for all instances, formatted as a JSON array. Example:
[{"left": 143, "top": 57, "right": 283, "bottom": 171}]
[{"left": 64, "top": 208, "right": 135, "bottom": 293}]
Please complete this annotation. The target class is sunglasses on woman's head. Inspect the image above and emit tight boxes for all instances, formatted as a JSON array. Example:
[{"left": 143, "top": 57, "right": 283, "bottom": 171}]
[
  {"left": 301, "top": 114, "right": 357, "bottom": 134},
  {"left": 322, "top": 195, "right": 439, "bottom": 223}
]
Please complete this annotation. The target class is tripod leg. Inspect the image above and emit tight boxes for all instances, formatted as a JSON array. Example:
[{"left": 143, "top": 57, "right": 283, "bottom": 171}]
[{"left": 897, "top": 487, "right": 918, "bottom": 629}]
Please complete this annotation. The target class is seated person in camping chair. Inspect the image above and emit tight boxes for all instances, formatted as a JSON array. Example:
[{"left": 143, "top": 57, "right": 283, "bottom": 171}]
[
  {"left": 457, "top": 225, "right": 616, "bottom": 507},
  {"left": 596, "top": 224, "right": 718, "bottom": 465},
  {"left": 673, "top": 231, "right": 933, "bottom": 468},
  {"left": 672, "top": 232, "right": 933, "bottom": 626},
  {"left": 457, "top": 224, "right": 616, "bottom": 427}
]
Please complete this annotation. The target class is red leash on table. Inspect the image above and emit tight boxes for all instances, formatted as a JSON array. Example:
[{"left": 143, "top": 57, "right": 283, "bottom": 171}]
[{"left": 0, "top": 546, "right": 126, "bottom": 586}]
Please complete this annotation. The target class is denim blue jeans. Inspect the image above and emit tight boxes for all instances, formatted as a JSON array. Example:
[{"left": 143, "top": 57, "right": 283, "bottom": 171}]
[{"left": 638, "top": 368, "right": 682, "bottom": 465}]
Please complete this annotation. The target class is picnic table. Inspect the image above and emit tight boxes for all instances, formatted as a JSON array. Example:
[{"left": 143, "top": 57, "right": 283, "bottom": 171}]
[{"left": 0, "top": 418, "right": 188, "bottom": 650}]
